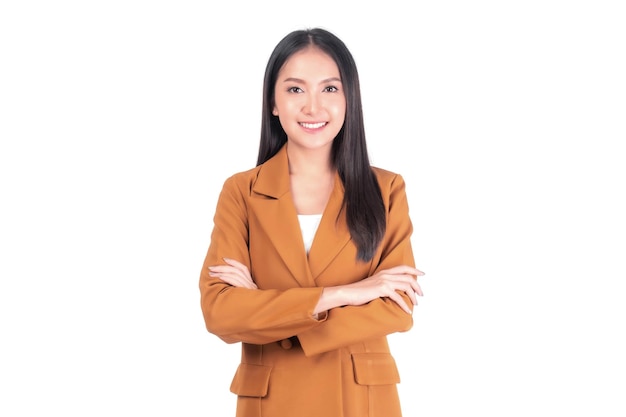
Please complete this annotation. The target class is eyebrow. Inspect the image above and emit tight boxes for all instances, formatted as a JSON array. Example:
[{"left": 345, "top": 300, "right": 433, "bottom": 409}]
[{"left": 281, "top": 77, "right": 342, "bottom": 84}]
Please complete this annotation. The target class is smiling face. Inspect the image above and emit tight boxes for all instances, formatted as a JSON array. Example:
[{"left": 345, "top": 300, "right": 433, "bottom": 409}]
[{"left": 272, "top": 46, "right": 346, "bottom": 152}]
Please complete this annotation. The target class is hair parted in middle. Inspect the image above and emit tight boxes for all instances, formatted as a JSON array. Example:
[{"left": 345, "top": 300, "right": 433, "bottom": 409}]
[{"left": 256, "top": 27, "right": 386, "bottom": 262}]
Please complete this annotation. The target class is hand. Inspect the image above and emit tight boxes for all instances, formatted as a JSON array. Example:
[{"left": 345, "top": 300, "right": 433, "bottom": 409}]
[
  {"left": 208, "top": 258, "right": 258, "bottom": 289},
  {"left": 340, "top": 265, "right": 424, "bottom": 314}
]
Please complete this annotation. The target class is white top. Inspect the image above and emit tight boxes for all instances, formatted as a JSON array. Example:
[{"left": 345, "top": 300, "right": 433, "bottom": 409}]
[{"left": 297, "top": 214, "right": 323, "bottom": 253}]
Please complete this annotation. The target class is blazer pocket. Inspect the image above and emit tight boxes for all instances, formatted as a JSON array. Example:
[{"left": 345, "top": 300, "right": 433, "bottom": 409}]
[
  {"left": 229, "top": 363, "right": 272, "bottom": 397},
  {"left": 351, "top": 353, "right": 401, "bottom": 385}
]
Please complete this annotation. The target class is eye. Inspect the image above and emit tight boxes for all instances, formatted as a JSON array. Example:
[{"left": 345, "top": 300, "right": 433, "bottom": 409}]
[
  {"left": 323, "top": 86, "right": 339, "bottom": 93},
  {"left": 287, "top": 86, "right": 303, "bottom": 93}
]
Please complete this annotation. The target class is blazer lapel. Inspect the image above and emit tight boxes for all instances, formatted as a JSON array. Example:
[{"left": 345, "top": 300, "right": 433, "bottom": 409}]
[
  {"left": 250, "top": 145, "right": 353, "bottom": 286},
  {"left": 307, "top": 173, "right": 352, "bottom": 280},
  {"left": 250, "top": 146, "right": 314, "bottom": 288}
]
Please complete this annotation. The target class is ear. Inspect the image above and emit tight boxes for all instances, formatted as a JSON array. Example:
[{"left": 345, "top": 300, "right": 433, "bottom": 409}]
[{"left": 272, "top": 107, "right": 278, "bottom": 116}]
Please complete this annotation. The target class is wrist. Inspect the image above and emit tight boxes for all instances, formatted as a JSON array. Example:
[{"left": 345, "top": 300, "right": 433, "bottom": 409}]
[{"left": 313, "top": 286, "right": 350, "bottom": 315}]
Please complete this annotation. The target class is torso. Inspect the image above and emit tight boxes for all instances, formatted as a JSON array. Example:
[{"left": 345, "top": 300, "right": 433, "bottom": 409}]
[{"left": 290, "top": 171, "right": 334, "bottom": 215}]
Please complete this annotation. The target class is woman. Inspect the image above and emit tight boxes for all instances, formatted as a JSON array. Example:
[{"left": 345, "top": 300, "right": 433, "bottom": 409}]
[{"left": 199, "top": 27, "right": 425, "bottom": 417}]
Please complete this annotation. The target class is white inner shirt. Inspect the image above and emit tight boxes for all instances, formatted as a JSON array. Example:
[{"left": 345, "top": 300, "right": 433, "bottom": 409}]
[{"left": 297, "top": 214, "right": 323, "bottom": 253}]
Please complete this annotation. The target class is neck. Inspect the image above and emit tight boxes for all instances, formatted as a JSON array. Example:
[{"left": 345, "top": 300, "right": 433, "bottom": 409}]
[{"left": 286, "top": 143, "right": 334, "bottom": 177}]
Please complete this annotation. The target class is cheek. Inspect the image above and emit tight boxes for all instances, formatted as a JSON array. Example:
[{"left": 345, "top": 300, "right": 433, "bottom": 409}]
[
  {"left": 332, "top": 99, "right": 347, "bottom": 121},
  {"left": 275, "top": 97, "right": 301, "bottom": 115}
]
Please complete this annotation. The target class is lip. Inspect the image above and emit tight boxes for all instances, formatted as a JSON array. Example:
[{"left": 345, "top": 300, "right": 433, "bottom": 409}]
[{"left": 299, "top": 122, "right": 328, "bottom": 130}]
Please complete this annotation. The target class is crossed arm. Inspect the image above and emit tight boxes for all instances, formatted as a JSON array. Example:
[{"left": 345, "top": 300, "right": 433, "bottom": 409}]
[
  {"left": 200, "top": 172, "right": 425, "bottom": 354},
  {"left": 209, "top": 258, "right": 424, "bottom": 315}
]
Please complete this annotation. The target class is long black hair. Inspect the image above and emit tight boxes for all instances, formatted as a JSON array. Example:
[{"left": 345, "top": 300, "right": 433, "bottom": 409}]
[{"left": 257, "top": 28, "right": 385, "bottom": 262}]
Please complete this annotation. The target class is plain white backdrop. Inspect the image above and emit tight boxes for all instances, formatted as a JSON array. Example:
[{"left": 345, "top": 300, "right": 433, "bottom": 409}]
[{"left": 1, "top": 1, "right": 625, "bottom": 416}]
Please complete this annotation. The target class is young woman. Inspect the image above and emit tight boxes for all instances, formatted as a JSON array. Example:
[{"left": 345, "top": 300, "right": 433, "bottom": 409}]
[{"left": 199, "top": 27, "right": 425, "bottom": 417}]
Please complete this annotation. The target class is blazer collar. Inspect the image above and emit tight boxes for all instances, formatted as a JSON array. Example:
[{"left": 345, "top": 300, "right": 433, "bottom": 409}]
[
  {"left": 307, "top": 173, "right": 352, "bottom": 280},
  {"left": 250, "top": 145, "right": 352, "bottom": 286},
  {"left": 252, "top": 145, "right": 291, "bottom": 199}
]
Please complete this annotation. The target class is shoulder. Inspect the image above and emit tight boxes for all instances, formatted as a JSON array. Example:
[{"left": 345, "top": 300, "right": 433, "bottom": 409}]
[
  {"left": 371, "top": 166, "right": 408, "bottom": 192},
  {"left": 371, "top": 167, "right": 411, "bottom": 215},
  {"left": 219, "top": 165, "right": 263, "bottom": 199},
  {"left": 223, "top": 165, "right": 262, "bottom": 186},
  {"left": 221, "top": 145, "right": 289, "bottom": 198}
]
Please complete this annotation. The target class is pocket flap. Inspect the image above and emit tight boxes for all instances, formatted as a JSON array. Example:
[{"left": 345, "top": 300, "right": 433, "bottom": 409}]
[
  {"left": 229, "top": 363, "right": 272, "bottom": 397},
  {"left": 351, "top": 352, "right": 401, "bottom": 385}
]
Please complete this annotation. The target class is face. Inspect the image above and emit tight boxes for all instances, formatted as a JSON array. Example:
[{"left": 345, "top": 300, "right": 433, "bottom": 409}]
[{"left": 272, "top": 46, "right": 346, "bottom": 152}]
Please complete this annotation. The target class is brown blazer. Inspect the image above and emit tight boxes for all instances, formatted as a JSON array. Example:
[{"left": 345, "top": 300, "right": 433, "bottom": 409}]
[{"left": 199, "top": 145, "right": 416, "bottom": 417}]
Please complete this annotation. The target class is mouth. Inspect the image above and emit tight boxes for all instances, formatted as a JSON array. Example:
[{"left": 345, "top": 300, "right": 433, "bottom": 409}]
[{"left": 299, "top": 122, "right": 327, "bottom": 129}]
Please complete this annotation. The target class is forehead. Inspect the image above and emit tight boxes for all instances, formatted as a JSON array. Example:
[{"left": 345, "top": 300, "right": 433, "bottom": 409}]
[{"left": 278, "top": 46, "right": 340, "bottom": 79}]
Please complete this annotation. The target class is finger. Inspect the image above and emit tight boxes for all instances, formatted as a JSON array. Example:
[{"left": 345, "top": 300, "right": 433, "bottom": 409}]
[
  {"left": 388, "top": 292, "right": 412, "bottom": 314},
  {"left": 381, "top": 273, "right": 421, "bottom": 287},
  {"left": 210, "top": 272, "right": 257, "bottom": 289},
  {"left": 208, "top": 266, "right": 257, "bottom": 289},
  {"left": 404, "top": 285, "right": 418, "bottom": 305},
  {"left": 391, "top": 274, "right": 424, "bottom": 297},
  {"left": 209, "top": 264, "right": 254, "bottom": 283},
  {"left": 208, "top": 264, "right": 239, "bottom": 274},
  {"left": 209, "top": 270, "right": 236, "bottom": 285},
  {"left": 393, "top": 282, "right": 417, "bottom": 305},
  {"left": 381, "top": 265, "right": 425, "bottom": 277},
  {"left": 221, "top": 271, "right": 257, "bottom": 289},
  {"left": 223, "top": 258, "right": 253, "bottom": 280},
  {"left": 410, "top": 280, "right": 423, "bottom": 297}
]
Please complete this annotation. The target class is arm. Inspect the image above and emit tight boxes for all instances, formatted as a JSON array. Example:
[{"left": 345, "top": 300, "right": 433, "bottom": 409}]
[
  {"left": 212, "top": 174, "right": 424, "bottom": 355},
  {"left": 199, "top": 176, "right": 325, "bottom": 345},
  {"left": 298, "top": 173, "right": 423, "bottom": 356},
  {"left": 312, "top": 265, "right": 423, "bottom": 315}
]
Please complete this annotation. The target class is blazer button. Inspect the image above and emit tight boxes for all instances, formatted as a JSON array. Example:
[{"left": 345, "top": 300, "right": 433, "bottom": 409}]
[{"left": 280, "top": 338, "right": 293, "bottom": 350}]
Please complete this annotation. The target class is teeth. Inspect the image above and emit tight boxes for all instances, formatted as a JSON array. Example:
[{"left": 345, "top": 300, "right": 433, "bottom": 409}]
[{"left": 300, "top": 122, "right": 326, "bottom": 129}]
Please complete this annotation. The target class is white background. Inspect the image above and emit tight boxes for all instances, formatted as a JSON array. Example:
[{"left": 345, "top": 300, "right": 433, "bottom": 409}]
[{"left": 1, "top": 1, "right": 625, "bottom": 416}]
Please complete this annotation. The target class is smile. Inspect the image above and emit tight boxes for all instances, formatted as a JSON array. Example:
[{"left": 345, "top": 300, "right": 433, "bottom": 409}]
[{"left": 299, "top": 122, "right": 327, "bottom": 129}]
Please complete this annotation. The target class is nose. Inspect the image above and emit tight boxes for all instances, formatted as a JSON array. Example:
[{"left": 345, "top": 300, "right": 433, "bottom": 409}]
[{"left": 302, "top": 93, "right": 320, "bottom": 115}]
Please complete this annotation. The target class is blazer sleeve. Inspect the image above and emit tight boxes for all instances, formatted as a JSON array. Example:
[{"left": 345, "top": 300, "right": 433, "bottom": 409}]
[
  {"left": 199, "top": 175, "right": 324, "bottom": 345},
  {"left": 298, "top": 173, "right": 417, "bottom": 357}
]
